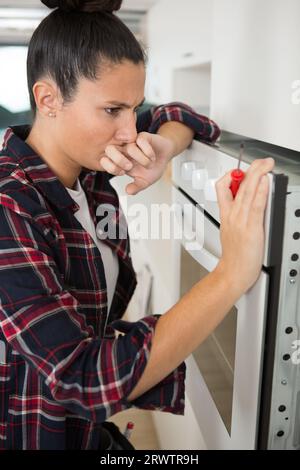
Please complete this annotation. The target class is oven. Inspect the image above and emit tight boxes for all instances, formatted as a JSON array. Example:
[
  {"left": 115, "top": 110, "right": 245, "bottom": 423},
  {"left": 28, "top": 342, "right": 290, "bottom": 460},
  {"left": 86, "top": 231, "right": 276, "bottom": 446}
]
[{"left": 171, "top": 136, "right": 300, "bottom": 449}]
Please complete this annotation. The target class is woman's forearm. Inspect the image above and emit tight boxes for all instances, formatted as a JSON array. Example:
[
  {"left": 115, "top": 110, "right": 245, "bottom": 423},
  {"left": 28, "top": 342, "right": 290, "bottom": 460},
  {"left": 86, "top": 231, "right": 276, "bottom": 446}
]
[
  {"left": 157, "top": 121, "right": 194, "bottom": 160},
  {"left": 127, "top": 263, "right": 241, "bottom": 401}
]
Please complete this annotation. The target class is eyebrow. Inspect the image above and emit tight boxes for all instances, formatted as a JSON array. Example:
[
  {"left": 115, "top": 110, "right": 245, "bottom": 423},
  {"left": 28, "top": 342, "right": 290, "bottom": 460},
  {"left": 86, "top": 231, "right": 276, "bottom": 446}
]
[{"left": 104, "top": 98, "right": 145, "bottom": 108}]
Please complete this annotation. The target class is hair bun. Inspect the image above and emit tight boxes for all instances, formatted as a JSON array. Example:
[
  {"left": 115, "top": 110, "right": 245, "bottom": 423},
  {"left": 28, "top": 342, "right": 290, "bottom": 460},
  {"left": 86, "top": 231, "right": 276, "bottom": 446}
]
[
  {"left": 41, "top": 1, "right": 123, "bottom": 13},
  {"left": 41, "top": 0, "right": 59, "bottom": 8}
]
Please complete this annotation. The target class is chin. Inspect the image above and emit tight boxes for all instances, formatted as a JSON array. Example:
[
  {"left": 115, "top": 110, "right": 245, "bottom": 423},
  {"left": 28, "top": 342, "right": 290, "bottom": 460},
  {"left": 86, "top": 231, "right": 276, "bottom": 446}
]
[{"left": 80, "top": 164, "right": 96, "bottom": 173}]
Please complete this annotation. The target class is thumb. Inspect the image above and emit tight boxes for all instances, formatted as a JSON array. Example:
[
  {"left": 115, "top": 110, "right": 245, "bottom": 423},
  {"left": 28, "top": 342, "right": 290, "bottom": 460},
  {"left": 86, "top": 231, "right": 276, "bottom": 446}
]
[
  {"left": 125, "top": 183, "right": 139, "bottom": 195},
  {"left": 126, "top": 179, "right": 147, "bottom": 195}
]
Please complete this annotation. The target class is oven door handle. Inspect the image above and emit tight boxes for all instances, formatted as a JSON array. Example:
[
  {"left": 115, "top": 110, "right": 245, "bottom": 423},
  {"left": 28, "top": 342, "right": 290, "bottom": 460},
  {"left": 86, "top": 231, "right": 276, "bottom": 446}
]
[
  {"left": 181, "top": 237, "right": 220, "bottom": 273},
  {"left": 179, "top": 201, "right": 220, "bottom": 272}
]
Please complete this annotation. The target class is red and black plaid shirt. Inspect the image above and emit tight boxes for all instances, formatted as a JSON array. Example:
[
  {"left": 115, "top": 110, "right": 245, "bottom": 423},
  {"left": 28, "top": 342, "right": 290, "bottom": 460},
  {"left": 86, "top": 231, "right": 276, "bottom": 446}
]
[{"left": 0, "top": 102, "right": 220, "bottom": 449}]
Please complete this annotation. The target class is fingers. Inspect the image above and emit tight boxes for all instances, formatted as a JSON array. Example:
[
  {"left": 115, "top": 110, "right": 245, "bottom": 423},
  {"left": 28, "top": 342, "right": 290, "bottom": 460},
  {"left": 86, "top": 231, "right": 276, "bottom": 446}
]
[
  {"left": 103, "top": 138, "right": 155, "bottom": 177},
  {"left": 104, "top": 145, "right": 134, "bottom": 174},
  {"left": 100, "top": 155, "right": 125, "bottom": 176},
  {"left": 126, "top": 142, "right": 154, "bottom": 168},
  {"left": 248, "top": 174, "right": 270, "bottom": 227},
  {"left": 216, "top": 171, "right": 234, "bottom": 222},
  {"left": 234, "top": 158, "right": 274, "bottom": 221},
  {"left": 136, "top": 134, "right": 156, "bottom": 162},
  {"left": 216, "top": 157, "right": 274, "bottom": 225}
]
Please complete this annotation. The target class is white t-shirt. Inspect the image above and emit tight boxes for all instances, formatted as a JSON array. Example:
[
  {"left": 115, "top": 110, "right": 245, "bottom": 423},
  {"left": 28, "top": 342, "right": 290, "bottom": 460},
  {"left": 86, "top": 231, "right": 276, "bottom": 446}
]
[{"left": 66, "top": 178, "right": 119, "bottom": 315}]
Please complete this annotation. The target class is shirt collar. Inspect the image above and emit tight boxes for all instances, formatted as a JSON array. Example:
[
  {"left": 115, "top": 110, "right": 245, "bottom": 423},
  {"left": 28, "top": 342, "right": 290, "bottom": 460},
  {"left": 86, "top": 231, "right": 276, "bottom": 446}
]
[{"left": 3, "top": 125, "right": 95, "bottom": 212}]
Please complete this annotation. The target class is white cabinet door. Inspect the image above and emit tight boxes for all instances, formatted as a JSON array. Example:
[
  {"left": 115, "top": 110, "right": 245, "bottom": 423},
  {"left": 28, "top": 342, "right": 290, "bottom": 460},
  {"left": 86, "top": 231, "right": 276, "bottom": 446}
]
[
  {"left": 210, "top": 0, "right": 300, "bottom": 152},
  {"left": 145, "top": 0, "right": 213, "bottom": 103}
]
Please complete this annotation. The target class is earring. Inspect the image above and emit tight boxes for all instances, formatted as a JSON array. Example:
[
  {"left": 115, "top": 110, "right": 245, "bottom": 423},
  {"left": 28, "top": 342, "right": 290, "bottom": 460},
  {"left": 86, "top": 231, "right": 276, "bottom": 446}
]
[{"left": 48, "top": 112, "right": 56, "bottom": 118}]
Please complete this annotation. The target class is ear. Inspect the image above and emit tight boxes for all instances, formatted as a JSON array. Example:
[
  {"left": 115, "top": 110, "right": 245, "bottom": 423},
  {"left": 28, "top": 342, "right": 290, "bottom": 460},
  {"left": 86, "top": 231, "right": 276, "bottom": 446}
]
[{"left": 31, "top": 79, "right": 62, "bottom": 117}]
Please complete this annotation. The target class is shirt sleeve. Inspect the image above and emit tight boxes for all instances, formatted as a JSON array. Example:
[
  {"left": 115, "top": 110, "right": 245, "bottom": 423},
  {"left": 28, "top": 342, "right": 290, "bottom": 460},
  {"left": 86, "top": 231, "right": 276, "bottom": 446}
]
[
  {"left": 137, "top": 101, "right": 221, "bottom": 143},
  {"left": 0, "top": 198, "right": 185, "bottom": 422}
]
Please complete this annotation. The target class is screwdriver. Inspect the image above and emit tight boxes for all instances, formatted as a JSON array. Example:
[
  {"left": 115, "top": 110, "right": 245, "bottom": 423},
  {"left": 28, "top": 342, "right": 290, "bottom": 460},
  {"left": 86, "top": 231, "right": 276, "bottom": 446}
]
[{"left": 230, "top": 142, "right": 245, "bottom": 198}]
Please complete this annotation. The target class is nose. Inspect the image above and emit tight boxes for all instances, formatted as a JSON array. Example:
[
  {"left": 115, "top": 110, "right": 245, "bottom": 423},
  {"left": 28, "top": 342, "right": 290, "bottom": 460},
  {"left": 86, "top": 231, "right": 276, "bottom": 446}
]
[{"left": 115, "top": 112, "right": 138, "bottom": 144}]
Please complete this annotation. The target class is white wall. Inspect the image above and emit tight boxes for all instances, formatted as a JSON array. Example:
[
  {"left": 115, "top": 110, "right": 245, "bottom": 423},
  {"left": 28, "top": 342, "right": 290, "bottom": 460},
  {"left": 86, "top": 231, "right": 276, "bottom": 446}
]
[{"left": 210, "top": 0, "right": 300, "bottom": 152}]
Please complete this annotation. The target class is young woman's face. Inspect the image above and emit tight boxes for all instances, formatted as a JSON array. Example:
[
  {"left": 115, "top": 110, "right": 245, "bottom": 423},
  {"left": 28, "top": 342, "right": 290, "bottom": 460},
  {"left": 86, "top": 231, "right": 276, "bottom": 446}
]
[{"left": 55, "top": 60, "right": 146, "bottom": 172}]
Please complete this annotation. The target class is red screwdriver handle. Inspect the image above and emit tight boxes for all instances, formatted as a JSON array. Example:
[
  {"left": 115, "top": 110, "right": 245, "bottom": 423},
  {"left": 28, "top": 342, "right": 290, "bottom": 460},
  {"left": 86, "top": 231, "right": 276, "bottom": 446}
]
[{"left": 230, "top": 168, "right": 245, "bottom": 198}]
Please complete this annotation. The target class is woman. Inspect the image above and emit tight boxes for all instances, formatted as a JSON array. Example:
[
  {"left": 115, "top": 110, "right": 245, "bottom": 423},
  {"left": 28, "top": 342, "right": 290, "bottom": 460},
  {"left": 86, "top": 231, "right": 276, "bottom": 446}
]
[{"left": 0, "top": 0, "right": 273, "bottom": 450}]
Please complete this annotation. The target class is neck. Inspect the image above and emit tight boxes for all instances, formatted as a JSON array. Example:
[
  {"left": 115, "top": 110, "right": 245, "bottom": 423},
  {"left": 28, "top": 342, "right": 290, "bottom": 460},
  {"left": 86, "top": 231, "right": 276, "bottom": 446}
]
[{"left": 25, "top": 121, "right": 82, "bottom": 189}]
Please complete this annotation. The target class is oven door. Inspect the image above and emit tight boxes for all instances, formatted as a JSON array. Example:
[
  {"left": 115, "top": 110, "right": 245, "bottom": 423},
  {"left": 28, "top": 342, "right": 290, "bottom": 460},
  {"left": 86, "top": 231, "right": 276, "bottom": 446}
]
[{"left": 173, "top": 186, "right": 270, "bottom": 449}]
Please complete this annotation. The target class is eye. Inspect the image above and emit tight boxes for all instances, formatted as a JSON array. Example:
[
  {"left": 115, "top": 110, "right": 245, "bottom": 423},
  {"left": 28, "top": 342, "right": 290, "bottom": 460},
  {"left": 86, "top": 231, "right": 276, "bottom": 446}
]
[{"left": 105, "top": 107, "right": 121, "bottom": 116}]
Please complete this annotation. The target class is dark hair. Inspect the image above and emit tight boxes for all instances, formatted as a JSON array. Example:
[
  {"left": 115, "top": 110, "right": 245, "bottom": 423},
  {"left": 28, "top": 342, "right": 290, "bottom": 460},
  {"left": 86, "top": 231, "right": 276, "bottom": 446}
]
[
  {"left": 41, "top": 0, "right": 123, "bottom": 13},
  {"left": 27, "top": 0, "right": 146, "bottom": 116}
]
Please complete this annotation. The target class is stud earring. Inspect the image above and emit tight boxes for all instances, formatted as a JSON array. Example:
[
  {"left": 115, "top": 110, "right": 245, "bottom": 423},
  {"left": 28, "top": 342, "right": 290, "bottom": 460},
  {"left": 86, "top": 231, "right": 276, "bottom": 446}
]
[{"left": 48, "top": 112, "right": 56, "bottom": 118}]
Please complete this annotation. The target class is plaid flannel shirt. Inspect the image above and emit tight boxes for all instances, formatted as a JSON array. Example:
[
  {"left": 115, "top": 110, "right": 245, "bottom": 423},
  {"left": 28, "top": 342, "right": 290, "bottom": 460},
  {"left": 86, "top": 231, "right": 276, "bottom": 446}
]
[{"left": 0, "top": 102, "right": 220, "bottom": 449}]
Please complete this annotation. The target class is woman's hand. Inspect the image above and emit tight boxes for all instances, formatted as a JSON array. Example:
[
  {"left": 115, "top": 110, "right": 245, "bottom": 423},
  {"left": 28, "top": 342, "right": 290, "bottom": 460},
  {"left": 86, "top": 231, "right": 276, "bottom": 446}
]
[
  {"left": 100, "top": 132, "right": 175, "bottom": 195},
  {"left": 215, "top": 157, "right": 275, "bottom": 295}
]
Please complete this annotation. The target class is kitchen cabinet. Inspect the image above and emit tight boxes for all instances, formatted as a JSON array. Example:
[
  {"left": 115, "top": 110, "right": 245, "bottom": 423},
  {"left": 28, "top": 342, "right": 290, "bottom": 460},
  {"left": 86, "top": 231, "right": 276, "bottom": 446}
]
[
  {"left": 210, "top": 0, "right": 300, "bottom": 152},
  {"left": 145, "top": 0, "right": 213, "bottom": 106},
  {"left": 173, "top": 62, "right": 211, "bottom": 115}
]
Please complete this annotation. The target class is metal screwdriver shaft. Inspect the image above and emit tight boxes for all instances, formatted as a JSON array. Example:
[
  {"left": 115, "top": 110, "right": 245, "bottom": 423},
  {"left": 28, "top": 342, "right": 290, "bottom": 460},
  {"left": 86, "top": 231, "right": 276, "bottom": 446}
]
[{"left": 237, "top": 142, "right": 244, "bottom": 170}]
